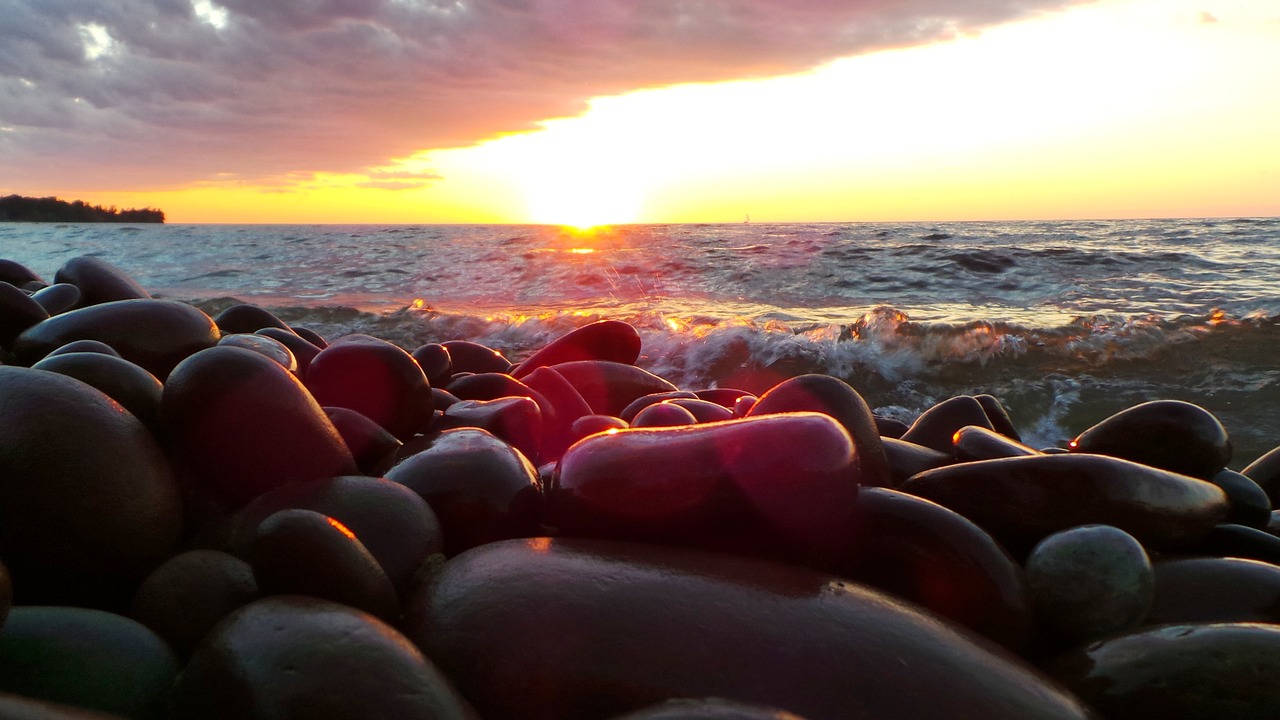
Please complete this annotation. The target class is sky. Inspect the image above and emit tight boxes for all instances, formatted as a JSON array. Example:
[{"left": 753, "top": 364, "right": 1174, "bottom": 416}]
[{"left": 2, "top": 0, "right": 1278, "bottom": 225}]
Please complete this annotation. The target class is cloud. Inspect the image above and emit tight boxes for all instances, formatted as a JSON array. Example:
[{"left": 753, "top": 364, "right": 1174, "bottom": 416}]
[{"left": 0, "top": 0, "right": 1095, "bottom": 190}]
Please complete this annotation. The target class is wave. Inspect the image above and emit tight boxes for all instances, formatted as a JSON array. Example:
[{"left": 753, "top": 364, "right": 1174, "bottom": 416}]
[{"left": 197, "top": 297, "right": 1280, "bottom": 466}]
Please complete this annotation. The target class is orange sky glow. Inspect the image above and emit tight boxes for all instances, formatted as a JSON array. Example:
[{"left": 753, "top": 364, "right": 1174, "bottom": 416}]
[{"left": 5, "top": 0, "right": 1278, "bottom": 226}]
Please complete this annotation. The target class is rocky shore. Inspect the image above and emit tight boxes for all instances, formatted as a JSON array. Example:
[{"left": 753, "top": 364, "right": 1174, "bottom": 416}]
[{"left": 1, "top": 254, "right": 1279, "bottom": 719}]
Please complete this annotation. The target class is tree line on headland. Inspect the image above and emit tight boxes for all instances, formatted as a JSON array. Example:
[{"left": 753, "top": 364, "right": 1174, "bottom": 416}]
[{"left": 0, "top": 194, "right": 165, "bottom": 223}]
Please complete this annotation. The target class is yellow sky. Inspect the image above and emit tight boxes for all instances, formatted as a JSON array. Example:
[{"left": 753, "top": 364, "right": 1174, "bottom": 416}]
[{"left": 78, "top": 0, "right": 1280, "bottom": 225}]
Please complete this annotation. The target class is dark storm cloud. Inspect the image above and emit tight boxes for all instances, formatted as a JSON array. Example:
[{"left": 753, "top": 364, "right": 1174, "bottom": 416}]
[{"left": 0, "top": 0, "right": 1095, "bottom": 189}]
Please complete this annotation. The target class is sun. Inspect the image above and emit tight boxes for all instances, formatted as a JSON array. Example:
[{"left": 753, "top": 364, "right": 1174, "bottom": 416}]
[{"left": 525, "top": 169, "right": 645, "bottom": 229}]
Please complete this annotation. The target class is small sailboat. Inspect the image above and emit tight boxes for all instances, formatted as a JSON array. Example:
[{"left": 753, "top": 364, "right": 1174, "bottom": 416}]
[{"left": 744, "top": 213, "right": 750, "bottom": 224}]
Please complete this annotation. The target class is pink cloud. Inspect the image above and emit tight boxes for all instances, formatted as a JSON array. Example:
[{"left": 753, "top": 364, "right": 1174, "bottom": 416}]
[{"left": 0, "top": 0, "right": 1095, "bottom": 190}]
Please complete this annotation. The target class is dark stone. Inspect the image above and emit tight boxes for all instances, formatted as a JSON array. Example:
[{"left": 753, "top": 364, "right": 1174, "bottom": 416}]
[
  {"left": 13, "top": 298, "right": 220, "bottom": 379},
  {"left": 1069, "top": 399, "right": 1231, "bottom": 479},
  {"left": 567, "top": 415, "right": 629, "bottom": 446},
  {"left": 692, "top": 387, "right": 755, "bottom": 409},
  {"left": 620, "top": 390, "right": 699, "bottom": 422},
  {"left": 411, "top": 342, "right": 453, "bottom": 387},
  {"left": 0, "top": 606, "right": 179, "bottom": 719},
  {"left": 0, "top": 259, "right": 45, "bottom": 287},
  {"left": 31, "top": 282, "right": 82, "bottom": 315},
  {"left": 256, "top": 326, "right": 321, "bottom": 376},
  {"left": 512, "top": 319, "right": 642, "bottom": 377},
  {"left": 129, "top": 549, "right": 259, "bottom": 659},
  {"left": 550, "top": 360, "right": 680, "bottom": 417},
  {"left": 1148, "top": 557, "right": 1280, "bottom": 625},
  {"left": 0, "top": 366, "right": 182, "bottom": 604},
  {"left": 522, "top": 366, "right": 595, "bottom": 460},
  {"left": 250, "top": 508, "right": 399, "bottom": 621},
  {"left": 549, "top": 413, "right": 861, "bottom": 569},
  {"left": 1198, "top": 523, "right": 1280, "bottom": 564},
  {"left": 162, "top": 346, "right": 357, "bottom": 506},
  {"left": 0, "top": 280, "right": 49, "bottom": 348},
  {"left": 440, "top": 339, "right": 511, "bottom": 374},
  {"left": 45, "top": 339, "right": 121, "bottom": 358},
  {"left": 953, "top": 425, "right": 1040, "bottom": 462},
  {"left": 223, "top": 475, "right": 442, "bottom": 594},
  {"left": 839, "top": 487, "right": 1032, "bottom": 650},
  {"left": 217, "top": 333, "right": 297, "bottom": 373},
  {"left": 631, "top": 401, "right": 699, "bottom": 427},
  {"left": 53, "top": 256, "right": 151, "bottom": 307},
  {"left": 1210, "top": 469, "right": 1272, "bottom": 528},
  {"left": 667, "top": 397, "right": 735, "bottom": 423},
  {"left": 900, "top": 453, "right": 1229, "bottom": 555},
  {"left": 213, "top": 304, "right": 292, "bottom": 335},
  {"left": 873, "top": 415, "right": 909, "bottom": 439},
  {"left": 974, "top": 393, "right": 1022, "bottom": 441},
  {"left": 1024, "top": 524, "right": 1154, "bottom": 644},
  {"left": 324, "top": 406, "right": 403, "bottom": 475},
  {"left": 305, "top": 334, "right": 434, "bottom": 441},
  {"left": 608, "top": 698, "right": 811, "bottom": 720},
  {"left": 900, "top": 395, "right": 993, "bottom": 455},
  {"left": 31, "top": 352, "right": 164, "bottom": 430},
  {"left": 1047, "top": 622, "right": 1280, "bottom": 720},
  {"left": 745, "top": 374, "right": 890, "bottom": 488},
  {"left": 443, "top": 397, "right": 543, "bottom": 465},
  {"left": 881, "top": 436, "right": 953, "bottom": 487},
  {"left": 1243, "top": 444, "right": 1280, "bottom": 507},
  {"left": 385, "top": 428, "right": 542, "bottom": 556},
  {"left": 171, "top": 597, "right": 474, "bottom": 720},
  {"left": 403, "top": 538, "right": 1093, "bottom": 720}
]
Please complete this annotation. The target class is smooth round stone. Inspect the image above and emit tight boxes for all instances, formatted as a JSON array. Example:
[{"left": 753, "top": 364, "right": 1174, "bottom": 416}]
[
  {"left": 323, "top": 406, "right": 403, "bottom": 474},
  {"left": 521, "top": 366, "right": 595, "bottom": 460},
  {"left": 443, "top": 397, "right": 543, "bottom": 464},
  {"left": 291, "top": 325, "right": 327, "bottom": 348},
  {"left": 667, "top": 397, "right": 735, "bottom": 423},
  {"left": 1148, "top": 557, "right": 1280, "bottom": 625},
  {"left": 0, "top": 367, "right": 182, "bottom": 602},
  {"left": 840, "top": 487, "right": 1032, "bottom": 650},
  {"left": 31, "top": 282, "right": 82, "bottom": 316},
  {"left": 900, "top": 396, "right": 994, "bottom": 455},
  {"left": 251, "top": 509, "right": 399, "bottom": 621},
  {"left": 224, "top": 475, "right": 442, "bottom": 594},
  {"left": 746, "top": 374, "right": 890, "bottom": 488},
  {"left": 1069, "top": 399, "right": 1231, "bottom": 479},
  {"left": 0, "top": 258, "right": 45, "bottom": 287},
  {"left": 1210, "top": 469, "right": 1272, "bottom": 528},
  {"left": 129, "top": 549, "right": 259, "bottom": 659},
  {"left": 45, "top": 339, "right": 121, "bottom": 358},
  {"left": 1243, "top": 444, "right": 1280, "bottom": 507},
  {"left": 0, "top": 280, "right": 49, "bottom": 348},
  {"left": 213, "top": 303, "right": 292, "bottom": 335},
  {"left": 608, "top": 698, "right": 811, "bottom": 719},
  {"left": 549, "top": 413, "right": 861, "bottom": 568},
  {"left": 31, "top": 352, "right": 164, "bottom": 429},
  {"left": 630, "top": 401, "right": 699, "bottom": 427},
  {"left": 873, "top": 415, "right": 909, "bottom": 438},
  {"left": 567, "top": 414, "right": 629, "bottom": 445},
  {"left": 1047, "top": 622, "right": 1280, "bottom": 720},
  {"left": 0, "top": 692, "right": 129, "bottom": 719},
  {"left": 1025, "top": 524, "right": 1154, "bottom": 643},
  {"left": 900, "top": 453, "right": 1229, "bottom": 554},
  {"left": 13, "top": 298, "right": 220, "bottom": 379},
  {"left": 162, "top": 346, "right": 357, "bottom": 505},
  {"left": 171, "top": 597, "right": 474, "bottom": 720},
  {"left": 620, "top": 390, "right": 699, "bottom": 422},
  {"left": 512, "top": 319, "right": 642, "bottom": 377},
  {"left": 1198, "top": 523, "right": 1280, "bottom": 564},
  {"left": 385, "top": 428, "right": 543, "bottom": 556},
  {"left": 404, "top": 538, "right": 1093, "bottom": 720},
  {"left": 974, "top": 393, "right": 1022, "bottom": 441},
  {"left": 218, "top": 333, "right": 298, "bottom": 373},
  {"left": 411, "top": 342, "right": 453, "bottom": 387},
  {"left": 0, "top": 559, "right": 10, "bottom": 629},
  {"left": 305, "top": 334, "right": 435, "bottom": 441},
  {"left": 440, "top": 339, "right": 511, "bottom": 374},
  {"left": 733, "top": 394, "right": 757, "bottom": 417},
  {"left": 256, "top": 326, "right": 321, "bottom": 376},
  {"left": 550, "top": 360, "right": 680, "bottom": 417},
  {"left": 53, "top": 256, "right": 151, "bottom": 307},
  {"left": 953, "top": 425, "right": 1040, "bottom": 462},
  {"left": 881, "top": 436, "right": 953, "bottom": 486},
  {"left": 0, "top": 606, "right": 179, "bottom": 719},
  {"left": 693, "top": 387, "right": 755, "bottom": 409}
]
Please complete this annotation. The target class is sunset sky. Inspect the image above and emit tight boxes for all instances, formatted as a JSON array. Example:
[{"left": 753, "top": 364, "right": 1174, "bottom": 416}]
[{"left": 2, "top": 0, "right": 1277, "bottom": 226}]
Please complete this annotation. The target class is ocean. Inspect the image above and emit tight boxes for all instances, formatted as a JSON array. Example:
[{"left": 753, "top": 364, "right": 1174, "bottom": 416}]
[{"left": 3, "top": 217, "right": 1279, "bottom": 465}]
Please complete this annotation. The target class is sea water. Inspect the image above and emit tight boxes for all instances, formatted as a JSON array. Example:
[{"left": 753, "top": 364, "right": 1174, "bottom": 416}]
[{"left": 3, "top": 218, "right": 1279, "bottom": 463}]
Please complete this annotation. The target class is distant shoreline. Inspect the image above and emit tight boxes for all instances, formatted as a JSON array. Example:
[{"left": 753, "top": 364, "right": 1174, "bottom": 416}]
[{"left": 0, "top": 194, "right": 164, "bottom": 223}]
